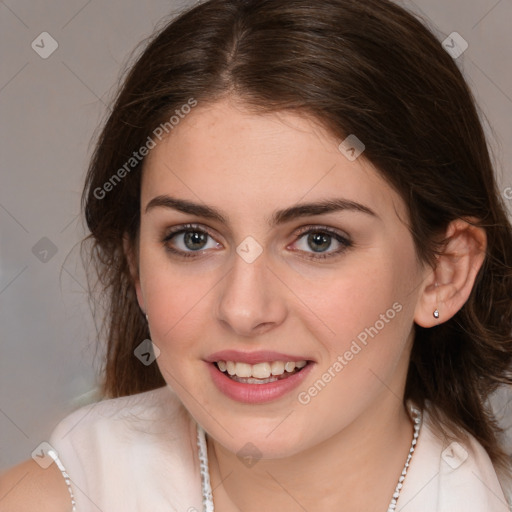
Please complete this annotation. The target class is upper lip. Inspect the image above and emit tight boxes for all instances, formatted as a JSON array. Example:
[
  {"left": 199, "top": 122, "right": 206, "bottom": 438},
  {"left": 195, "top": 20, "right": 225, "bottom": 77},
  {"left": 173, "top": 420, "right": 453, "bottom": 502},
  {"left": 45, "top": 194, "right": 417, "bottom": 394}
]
[{"left": 205, "top": 350, "right": 313, "bottom": 365}]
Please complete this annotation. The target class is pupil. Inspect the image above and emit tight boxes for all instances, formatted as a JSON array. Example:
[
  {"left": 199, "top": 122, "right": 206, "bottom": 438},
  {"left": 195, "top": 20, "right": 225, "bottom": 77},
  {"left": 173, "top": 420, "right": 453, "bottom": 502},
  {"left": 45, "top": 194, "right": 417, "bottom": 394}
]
[
  {"left": 308, "top": 233, "right": 331, "bottom": 252},
  {"left": 185, "top": 231, "right": 207, "bottom": 250}
]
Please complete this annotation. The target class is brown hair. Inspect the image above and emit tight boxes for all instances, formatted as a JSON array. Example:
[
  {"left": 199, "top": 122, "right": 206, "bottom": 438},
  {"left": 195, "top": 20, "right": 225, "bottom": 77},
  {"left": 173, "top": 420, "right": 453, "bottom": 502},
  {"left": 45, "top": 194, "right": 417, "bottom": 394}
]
[{"left": 82, "top": 0, "right": 512, "bottom": 473}]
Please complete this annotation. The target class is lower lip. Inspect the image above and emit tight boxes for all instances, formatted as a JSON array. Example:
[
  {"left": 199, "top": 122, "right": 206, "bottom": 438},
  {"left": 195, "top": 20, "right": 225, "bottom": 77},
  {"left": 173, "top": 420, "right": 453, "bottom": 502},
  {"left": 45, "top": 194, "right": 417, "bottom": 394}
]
[{"left": 206, "top": 361, "right": 314, "bottom": 404}]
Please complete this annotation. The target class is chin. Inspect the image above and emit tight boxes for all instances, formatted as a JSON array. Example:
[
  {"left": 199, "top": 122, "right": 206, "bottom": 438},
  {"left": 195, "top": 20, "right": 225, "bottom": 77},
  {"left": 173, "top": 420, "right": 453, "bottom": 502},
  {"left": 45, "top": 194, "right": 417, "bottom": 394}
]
[{"left": 207, "top": 417, "right": 313, "bottom": 459}]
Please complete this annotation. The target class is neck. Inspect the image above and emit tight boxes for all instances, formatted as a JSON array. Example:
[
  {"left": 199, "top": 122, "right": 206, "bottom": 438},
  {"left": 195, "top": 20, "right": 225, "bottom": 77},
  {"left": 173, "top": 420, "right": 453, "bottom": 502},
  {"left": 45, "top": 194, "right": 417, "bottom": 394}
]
[{"left": 206, "top": 395, "right": 415, "bottom": 512}]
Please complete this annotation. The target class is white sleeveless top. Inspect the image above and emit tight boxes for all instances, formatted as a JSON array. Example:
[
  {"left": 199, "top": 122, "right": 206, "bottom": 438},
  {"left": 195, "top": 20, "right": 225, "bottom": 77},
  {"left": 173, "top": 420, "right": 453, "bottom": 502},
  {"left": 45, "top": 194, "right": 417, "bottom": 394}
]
[{"left": 48, "top": 385, "right": 512, "bottom": 511}]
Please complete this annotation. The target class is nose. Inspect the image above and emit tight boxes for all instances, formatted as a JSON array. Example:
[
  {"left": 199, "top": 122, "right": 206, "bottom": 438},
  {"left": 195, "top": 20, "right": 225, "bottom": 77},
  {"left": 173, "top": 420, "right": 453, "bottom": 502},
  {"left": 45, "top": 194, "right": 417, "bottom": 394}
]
[{"left": 215, "top": 249, "right": 288, "bottom": 337}]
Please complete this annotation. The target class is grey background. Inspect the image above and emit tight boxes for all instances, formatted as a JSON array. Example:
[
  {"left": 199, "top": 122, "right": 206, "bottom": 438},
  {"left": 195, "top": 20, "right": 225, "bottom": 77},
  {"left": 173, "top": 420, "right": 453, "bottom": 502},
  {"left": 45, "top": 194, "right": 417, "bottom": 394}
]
[{"left": 1, "top": 0, "right": 512, "bottom": 470}]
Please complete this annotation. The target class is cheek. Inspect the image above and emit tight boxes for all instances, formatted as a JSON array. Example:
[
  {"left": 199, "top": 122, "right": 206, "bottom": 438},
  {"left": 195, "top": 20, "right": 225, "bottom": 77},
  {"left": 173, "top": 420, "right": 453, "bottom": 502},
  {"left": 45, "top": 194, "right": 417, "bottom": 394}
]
[
  {"left": 138, "top": 245, "right": 216, "bottom": 357},
  {"left": 306, "top": 247, "right": 419, "bottom": 382},
  {"left": 299, "top": 258, "right": 410, "bottom": 344},
  {"left": 290, "top": 258, "right": 417, "bottom": 440}
]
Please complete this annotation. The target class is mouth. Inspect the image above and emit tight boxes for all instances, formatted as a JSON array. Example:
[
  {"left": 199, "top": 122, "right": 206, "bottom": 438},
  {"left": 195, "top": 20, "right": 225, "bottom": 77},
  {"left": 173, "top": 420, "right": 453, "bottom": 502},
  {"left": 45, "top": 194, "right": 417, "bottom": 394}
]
[
  {"left": 205, "top": 356, "right": 315, "bottom": 404},
  {"left": 214, "top": 359, "right": 310, "bottom": 384},
  {"left": 205, "top": 350, "right": 315, "bottom": 403}
]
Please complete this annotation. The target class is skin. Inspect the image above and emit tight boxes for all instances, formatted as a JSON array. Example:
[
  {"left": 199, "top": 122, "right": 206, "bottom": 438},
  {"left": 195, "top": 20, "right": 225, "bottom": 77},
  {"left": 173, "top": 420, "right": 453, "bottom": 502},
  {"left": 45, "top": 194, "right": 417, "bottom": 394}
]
[{"left": 127, "top": 96, "right": 486, "bottom": 511}]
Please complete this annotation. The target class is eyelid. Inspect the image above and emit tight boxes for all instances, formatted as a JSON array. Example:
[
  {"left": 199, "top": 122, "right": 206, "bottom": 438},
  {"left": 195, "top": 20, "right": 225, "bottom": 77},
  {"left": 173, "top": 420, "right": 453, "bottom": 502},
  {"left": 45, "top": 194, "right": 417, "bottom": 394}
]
[
  {"left": 162, "top": 222, "right": 217, "bottom": 241},
  {"left": 293, "top": 224, "right": 351, "bottom": 239},
  {"left": 162, "top": 223, "right": 350, "bottom": 241}
]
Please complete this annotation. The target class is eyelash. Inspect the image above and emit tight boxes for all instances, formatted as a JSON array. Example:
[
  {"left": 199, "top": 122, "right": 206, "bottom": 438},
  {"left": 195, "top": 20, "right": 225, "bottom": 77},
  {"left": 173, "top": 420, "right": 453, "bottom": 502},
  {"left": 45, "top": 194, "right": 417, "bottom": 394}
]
[{"left": 161, "top": 223, "right": 353, "bottom": 260}]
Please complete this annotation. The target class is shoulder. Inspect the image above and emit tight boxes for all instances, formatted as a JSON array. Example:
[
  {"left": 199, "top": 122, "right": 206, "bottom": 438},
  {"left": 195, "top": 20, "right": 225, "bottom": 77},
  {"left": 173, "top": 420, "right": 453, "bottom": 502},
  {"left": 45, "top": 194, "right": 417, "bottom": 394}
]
[
  {"left": 401, "top": 401, "right": 511, "bottom": 512},
  {"left": 51, "top": 384, "right": 185, "bottom": 433},
  {"left": 49, "top": 384, "right": 194, "bottom": 463},
  {"left": 46, "top": 385, "right": 203, "bottom": 511},
  {"left": 0, "top": 389, "right": 181, "bottom": 512},
  {"left": 439, "top": 426, "right": 512, "bottom": 511},
  {"left": 0, "top": 458, "right": 72, "bottom": 512}
]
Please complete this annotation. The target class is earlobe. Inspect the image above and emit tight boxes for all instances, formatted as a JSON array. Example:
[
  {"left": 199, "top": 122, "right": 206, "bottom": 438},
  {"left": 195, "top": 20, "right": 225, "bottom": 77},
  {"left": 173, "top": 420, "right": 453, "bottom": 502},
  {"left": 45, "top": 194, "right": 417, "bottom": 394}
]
[
  {"left": 123, "top": 233, "right": 146, "bottom": 314},
  {"left": 414, "top": 218, "right": 486, "bottom": 328}
]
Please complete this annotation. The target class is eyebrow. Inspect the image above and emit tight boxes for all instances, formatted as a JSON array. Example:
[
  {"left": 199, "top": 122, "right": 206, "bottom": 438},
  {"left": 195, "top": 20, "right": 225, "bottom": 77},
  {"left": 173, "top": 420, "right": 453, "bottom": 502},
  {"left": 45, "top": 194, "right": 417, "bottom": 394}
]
[{"left": 145, "top": 195, "right": 377, "bottom": 226}]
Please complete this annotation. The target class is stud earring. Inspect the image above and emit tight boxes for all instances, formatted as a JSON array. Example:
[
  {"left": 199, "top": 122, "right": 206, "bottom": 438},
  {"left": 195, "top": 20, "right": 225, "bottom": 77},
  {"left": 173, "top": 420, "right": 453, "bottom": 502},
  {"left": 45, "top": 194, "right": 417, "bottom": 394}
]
[
  {"left": 433, "top": 309, "right": 440, "bottom": 319},
  {"left": 145, "top": 313, "right": 149, "bottom": 322}
]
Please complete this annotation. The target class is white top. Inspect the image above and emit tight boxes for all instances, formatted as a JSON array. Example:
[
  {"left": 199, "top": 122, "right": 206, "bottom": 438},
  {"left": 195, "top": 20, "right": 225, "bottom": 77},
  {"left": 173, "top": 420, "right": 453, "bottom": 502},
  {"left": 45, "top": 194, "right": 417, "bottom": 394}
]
[{"left": 48, "top": 385, "right": 512, "bottom": 512}]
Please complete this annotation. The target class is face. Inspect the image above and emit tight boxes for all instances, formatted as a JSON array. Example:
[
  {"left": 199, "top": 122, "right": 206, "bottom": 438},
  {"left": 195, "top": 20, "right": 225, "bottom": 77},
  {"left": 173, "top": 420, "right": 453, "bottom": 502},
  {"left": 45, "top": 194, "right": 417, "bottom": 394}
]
[{"left": 133, "top": 97, "right": 428, "bottom": 458}]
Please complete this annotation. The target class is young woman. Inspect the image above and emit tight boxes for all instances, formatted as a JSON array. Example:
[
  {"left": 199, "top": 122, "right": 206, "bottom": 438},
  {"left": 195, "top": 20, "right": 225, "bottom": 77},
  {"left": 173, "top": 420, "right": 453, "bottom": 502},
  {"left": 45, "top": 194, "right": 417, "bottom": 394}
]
[{"left": 2, "top": 0, "right": 512, "bottom": 510}]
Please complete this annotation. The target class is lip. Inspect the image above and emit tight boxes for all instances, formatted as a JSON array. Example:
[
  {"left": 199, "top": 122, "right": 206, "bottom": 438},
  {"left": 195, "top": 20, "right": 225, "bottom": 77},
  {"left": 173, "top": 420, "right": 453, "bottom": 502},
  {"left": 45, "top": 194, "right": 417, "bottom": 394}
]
[
  {"left": 205, "top": 350, "right": 313, "bottom": 365},
  {"left": 206, "top": 359, "right": 315, "bottom": 404}
]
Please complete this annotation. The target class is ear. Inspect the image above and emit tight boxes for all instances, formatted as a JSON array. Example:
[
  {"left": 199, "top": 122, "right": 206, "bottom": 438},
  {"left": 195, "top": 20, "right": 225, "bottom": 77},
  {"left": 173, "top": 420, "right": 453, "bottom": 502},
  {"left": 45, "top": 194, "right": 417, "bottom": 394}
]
[
  {"left": 123, "top": 233, "right": 146, "bottom": 314},
  {"left": 414, "top": 218, "right": 487, "bottom": 327}
]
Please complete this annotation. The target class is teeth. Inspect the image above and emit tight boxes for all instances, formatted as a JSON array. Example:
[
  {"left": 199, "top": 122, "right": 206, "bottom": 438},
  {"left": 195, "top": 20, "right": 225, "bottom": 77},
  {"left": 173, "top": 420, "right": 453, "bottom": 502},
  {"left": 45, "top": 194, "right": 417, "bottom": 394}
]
[
  {"left": 284, "top": 362, "right": 295, "bottom": 372},
  {"left": 226, "top": 361, "right": 236, "bottom": 375},
  {"left": 252, "top": 362, "right": 271, "bottom": 379},
  {"left": 270, "top": 361, "right": 285, "bottom": 375},
  {"left": 235, "top": 362, "right": 252, "bottom": 378},
  {"left": 216, "top": 360, "right": 308, "bottom": 379}
]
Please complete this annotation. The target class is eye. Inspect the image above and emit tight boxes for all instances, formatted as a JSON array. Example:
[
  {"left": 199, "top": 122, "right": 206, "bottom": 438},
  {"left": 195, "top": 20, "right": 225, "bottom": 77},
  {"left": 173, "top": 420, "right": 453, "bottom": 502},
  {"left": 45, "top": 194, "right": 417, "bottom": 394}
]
[
  {"left": 161, "top": 223, "right": 352, "bottom": 261},
  {"left": 290, "top": 226, "right": 352, "bottom": 260},
  {"left": 162, "top": 223, "right": 221, "bottom": 257}
]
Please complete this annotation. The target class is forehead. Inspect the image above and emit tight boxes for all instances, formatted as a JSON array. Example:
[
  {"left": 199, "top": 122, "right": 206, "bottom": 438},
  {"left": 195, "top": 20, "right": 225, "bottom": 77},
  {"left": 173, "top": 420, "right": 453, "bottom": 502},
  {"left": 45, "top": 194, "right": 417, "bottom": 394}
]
[{"left": 141, "top": 98, "right": 407, "bottom": 226}]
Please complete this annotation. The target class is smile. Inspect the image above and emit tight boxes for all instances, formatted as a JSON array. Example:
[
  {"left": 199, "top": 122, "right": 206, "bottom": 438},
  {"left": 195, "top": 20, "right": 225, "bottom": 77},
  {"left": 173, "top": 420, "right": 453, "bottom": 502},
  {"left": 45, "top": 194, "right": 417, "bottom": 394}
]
[
  {"left": 207, "top": 358, "right": 314, "bottom": 403},
  {"left": 216, "top": 360, "right": 308, "bottom": 383}
]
